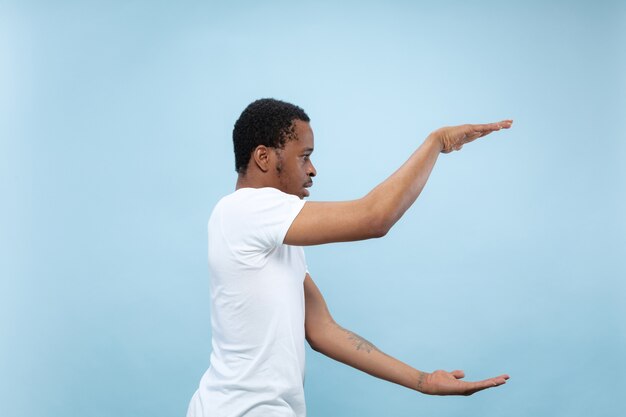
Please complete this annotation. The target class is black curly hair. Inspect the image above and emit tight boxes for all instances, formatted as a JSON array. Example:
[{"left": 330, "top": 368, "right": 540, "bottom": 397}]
[{"left": 233, "top": 98, "right": 310, "bottom": 174}]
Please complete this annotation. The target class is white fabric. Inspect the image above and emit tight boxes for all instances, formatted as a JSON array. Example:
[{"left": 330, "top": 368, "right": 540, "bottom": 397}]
[{"left": 187, "top": 187, "right": 308, "bottom": 417}]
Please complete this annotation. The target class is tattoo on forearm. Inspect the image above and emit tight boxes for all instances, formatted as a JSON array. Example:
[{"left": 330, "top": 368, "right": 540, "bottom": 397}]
[
  {"left": 416, "top": 371, "right": 426, "bottom": 392},
  {"left": 339, "top": 326, "right": 379, "bottom": 353}
]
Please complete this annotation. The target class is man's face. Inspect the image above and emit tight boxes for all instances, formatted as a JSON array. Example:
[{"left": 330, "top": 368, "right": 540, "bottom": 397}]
[{"left": 274, "top": 120, "right": 316, "bottom": 199}]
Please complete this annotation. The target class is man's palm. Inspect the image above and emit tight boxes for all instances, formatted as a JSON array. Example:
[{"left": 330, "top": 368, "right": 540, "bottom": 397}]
[{"left": 422, "top": 369, "right": 510, "bottom": 396}]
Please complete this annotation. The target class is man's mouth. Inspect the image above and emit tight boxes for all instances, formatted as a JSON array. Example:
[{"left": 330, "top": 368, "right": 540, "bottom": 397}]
[{"left": 303, "top": 182, "right": 313, "bottom": 197}]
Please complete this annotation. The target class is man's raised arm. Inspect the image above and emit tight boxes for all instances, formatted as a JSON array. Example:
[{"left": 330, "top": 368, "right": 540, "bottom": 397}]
[{"left": 284, "top": 120, "right": 512, "bottom": 246}]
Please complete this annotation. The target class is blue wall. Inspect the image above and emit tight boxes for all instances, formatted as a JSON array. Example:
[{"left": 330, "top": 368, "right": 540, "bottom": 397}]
[{"left": 1, "top": 1, "right": 624, "bottom": 416}]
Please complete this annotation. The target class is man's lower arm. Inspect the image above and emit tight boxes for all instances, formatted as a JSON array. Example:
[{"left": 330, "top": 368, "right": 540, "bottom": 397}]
[
  {"left": 311, "top": 322, "right": 428, "bottom": 392},
  {"left": 364, "top": 134, "right": 442, "bottom": 234}
]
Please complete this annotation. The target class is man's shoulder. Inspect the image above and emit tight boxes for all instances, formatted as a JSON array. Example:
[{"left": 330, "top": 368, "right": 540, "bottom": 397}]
[
  {"left": 209, "top": 187, "right": 306, "bottom": 249},
  {"left": 219, "top": 187, "right": 298, "bottom": 208}
]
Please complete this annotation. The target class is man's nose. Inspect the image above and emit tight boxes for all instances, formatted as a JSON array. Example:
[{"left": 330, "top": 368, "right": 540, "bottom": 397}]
[{"left": 308, "top": 162, "right": 317, "bottom": 177}]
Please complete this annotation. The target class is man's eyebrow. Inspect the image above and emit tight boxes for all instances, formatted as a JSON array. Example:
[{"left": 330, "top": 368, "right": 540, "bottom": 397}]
[{"left": 302, "top": 147, "right": 314, "bottom": 154}]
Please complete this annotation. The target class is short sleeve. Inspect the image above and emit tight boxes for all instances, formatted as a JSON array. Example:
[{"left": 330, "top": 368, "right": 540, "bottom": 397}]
[{"left": 233, "top": 188, "right": 306, "bottom": 251}]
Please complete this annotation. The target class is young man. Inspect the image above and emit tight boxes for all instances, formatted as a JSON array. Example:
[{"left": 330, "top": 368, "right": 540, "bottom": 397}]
[{"left": 187, "top": 98, "right": 512, "bottom": 417}]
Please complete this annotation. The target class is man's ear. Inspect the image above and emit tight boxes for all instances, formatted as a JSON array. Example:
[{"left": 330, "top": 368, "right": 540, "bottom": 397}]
[{"left": 252, "top": 145, "right": 271, "bottom": 172}]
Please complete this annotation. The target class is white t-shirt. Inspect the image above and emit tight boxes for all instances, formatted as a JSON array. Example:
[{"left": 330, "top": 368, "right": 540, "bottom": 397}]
[{"left": 187, "top": 187, "right": 308, "bottom": 417}]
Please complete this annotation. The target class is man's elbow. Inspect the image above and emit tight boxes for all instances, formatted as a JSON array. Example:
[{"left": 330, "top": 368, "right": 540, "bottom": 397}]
[
  {"left": 305, "top": 320, "right": 335, "bottom": 353},
  {"left": 306, "top": 336, "right": 322, "bottom": 352},
  {"left": 366, "top": 214, "right": 392, "bottom": 239},
  {"left": 361, "top": 197, "right": 394, "bottom": 239},
  {"left": 305, "top": 331, "right": 324, "bottom": 352},
  {"left": 366, "top": 225, "right": 387, "bottom": 239}
]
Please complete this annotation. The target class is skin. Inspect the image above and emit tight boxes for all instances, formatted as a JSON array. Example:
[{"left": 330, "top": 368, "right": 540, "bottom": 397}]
[{"left": 236, "top": 118, "right": 513, "bottom": 396}]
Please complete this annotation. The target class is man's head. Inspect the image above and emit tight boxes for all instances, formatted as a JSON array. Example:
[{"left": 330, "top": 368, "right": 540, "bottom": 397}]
[{"left": 233, "top": 98, "right": 316, "bottom": 199}]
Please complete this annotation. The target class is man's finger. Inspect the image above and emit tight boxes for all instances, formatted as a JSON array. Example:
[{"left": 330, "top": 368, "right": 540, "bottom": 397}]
[
  {"left": 473, "top": 375, "right": 509, "bottom": 391},
  {"left": 474, "top": 120, "right": 513, "bottom": 132},
  {"left": 450, "top": 370, "right": 465, "bottom": 379}
]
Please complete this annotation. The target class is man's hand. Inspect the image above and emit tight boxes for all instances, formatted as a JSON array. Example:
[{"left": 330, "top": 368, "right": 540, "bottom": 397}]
[
  {"left": 431, "top": 120, "right": 513, "bottom": 153},
  {"left": 417, "top": 369, "right": 510, "bottom": 396}
]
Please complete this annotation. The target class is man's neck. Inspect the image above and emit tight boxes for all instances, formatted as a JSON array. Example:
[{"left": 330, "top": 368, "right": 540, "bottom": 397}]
[{"left": 236, "top": 173, "right": 276, "bottom": 191}]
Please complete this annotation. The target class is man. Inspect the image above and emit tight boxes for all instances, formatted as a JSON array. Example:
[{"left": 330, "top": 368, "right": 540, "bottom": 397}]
[{"left": 187, "top": 98, "right": 512, "bottom": 417}]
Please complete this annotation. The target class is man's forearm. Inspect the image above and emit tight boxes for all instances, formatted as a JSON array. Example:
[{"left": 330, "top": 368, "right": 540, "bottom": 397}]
[
  {"left": 363, "top": 120, "right": 511, "bottom": 236},
  {"left": 364, "top": 134, "right": 442, "bottom": 235},
  {"left": 308, "top": 321, "right": 428, "bottom": 392}
]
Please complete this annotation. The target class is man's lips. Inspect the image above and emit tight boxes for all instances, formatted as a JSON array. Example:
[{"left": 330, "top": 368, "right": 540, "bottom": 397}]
[{"left": 303, "top": 182, "right": 313, "bottom": 197}]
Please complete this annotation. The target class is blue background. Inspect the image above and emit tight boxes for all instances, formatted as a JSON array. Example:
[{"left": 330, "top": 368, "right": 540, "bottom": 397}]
[{"left": 2, "top": 1, "right": 625, "bottom": 416}]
